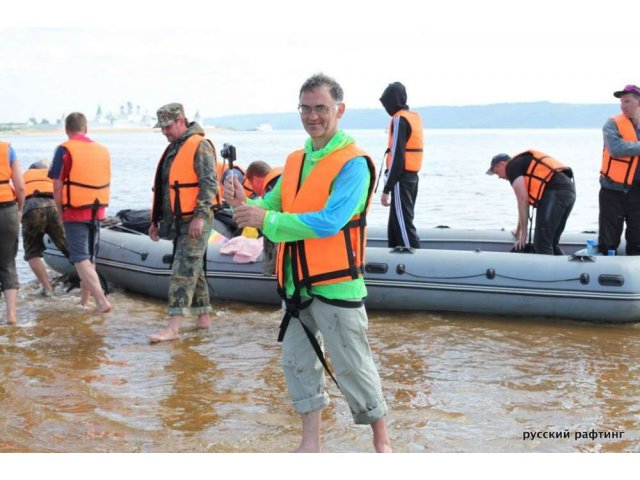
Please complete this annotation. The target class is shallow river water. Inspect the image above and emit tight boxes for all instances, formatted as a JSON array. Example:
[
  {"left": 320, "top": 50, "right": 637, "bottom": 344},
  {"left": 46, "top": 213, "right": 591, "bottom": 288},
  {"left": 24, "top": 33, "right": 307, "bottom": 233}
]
[{"left": 1, "top": 128, "right": 638, "bottom": 453}]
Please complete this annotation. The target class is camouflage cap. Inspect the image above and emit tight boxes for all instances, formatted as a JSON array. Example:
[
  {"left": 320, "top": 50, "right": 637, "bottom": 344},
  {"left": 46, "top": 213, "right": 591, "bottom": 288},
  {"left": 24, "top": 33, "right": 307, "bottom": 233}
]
[{"left": 154, "top": 103, "right": 185, "bottom": 128}]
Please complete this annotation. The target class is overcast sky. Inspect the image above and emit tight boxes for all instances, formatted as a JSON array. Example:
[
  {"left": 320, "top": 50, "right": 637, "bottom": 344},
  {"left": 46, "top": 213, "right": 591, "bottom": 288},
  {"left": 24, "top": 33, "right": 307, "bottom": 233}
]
[{"left": 1, "top": 0, "right": 636, "bottom": 123}]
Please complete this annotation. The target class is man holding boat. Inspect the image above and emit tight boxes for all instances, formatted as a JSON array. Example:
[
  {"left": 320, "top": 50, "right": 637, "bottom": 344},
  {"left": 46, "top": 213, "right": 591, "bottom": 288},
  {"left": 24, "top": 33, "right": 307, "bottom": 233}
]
[
  {"left": 148, "top": 103, "right": 218, "bottom": 343},
  {"left": 49, "top": 112, "right": 112, "bottom": 313},
  {"left": 224, "top": 73, "right": 391, "bottom": 453},
  {"left": 598, "top": 84, "right": 640, "bottom": 255},
  {"left": 487, "top": 150, "right": 576, "bottom": 254},
  {"left": 22, "top": 160, "right": 69, "bottom": 297}
]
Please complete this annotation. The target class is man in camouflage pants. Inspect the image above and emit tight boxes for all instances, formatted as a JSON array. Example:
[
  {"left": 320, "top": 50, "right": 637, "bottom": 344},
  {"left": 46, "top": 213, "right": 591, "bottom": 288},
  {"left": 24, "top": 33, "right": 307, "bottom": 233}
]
[
  {"left": 21, "top": 160, "right": 69, "bottom": 296},
  {"left": 148, "top": 103, "right": 218, "bottom": 343}
]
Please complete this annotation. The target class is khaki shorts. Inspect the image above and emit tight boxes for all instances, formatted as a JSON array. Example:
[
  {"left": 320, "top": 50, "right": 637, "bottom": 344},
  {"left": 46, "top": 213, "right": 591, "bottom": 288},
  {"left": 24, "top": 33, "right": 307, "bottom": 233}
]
[{"left": 281, "top": 297, "right": 388, "bottom": 425}]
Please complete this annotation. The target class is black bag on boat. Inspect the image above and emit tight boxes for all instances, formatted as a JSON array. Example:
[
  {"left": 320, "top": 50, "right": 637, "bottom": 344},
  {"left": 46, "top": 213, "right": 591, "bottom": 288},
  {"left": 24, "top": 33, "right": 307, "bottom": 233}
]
[
  {"left": 511, "top": 243, "right": 536, "bottom": 253},
  {"left": 116, "top": 209, "right": 152, "bottom": 234}
]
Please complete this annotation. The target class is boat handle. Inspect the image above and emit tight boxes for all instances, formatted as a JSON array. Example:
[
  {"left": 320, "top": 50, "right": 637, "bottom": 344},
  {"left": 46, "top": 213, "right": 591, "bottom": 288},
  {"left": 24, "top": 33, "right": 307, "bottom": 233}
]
[
  {"left": 365, "top": 263, "right": 388, "bottom": 274},
  {"left": 598, "top": 274, "right": 624, "bottom": 287}
]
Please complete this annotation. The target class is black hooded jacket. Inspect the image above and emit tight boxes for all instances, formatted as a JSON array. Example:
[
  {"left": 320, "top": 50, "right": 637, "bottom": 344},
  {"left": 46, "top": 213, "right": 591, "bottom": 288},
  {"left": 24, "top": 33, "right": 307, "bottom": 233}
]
[{"left": 380, "top": 82, "right": 413, "bottom": 194}]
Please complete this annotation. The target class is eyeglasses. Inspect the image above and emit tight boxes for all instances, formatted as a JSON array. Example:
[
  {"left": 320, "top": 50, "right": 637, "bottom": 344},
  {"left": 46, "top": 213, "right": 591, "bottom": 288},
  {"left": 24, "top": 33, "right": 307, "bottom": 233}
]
[{"left": 297, "top": 104, "right": 338, "bottom": 116}]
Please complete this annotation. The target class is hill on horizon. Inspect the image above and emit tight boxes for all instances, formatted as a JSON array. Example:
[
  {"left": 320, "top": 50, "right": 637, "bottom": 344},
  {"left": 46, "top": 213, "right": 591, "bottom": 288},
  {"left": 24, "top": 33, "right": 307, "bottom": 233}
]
[{"left": 204, "top": 101, "right": 620, "bottom": 130}]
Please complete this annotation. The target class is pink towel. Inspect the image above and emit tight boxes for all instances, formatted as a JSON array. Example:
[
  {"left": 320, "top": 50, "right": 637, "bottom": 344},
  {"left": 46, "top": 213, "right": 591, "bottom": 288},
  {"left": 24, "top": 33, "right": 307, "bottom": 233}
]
[{"left": 219, "top": 236, "right": 264, "bottom": 263}]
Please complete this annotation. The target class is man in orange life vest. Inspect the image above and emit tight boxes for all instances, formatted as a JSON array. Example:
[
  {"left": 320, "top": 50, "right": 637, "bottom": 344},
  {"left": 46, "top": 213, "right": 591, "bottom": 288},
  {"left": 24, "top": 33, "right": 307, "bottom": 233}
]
[
  {"left": 245, "top": 160, "right": 283, "bottom": 275},
  {"left": 598, "top": 84, "right": 640, "bottom": 255},
  {"left": 148, "top": 103, "right": 218, "bottom": 343},
  {"left": 487, "top": 151, "right": 576, "bottom": 255},
  {"left": 379, "top": 81, "right": 423, "bottom": 249},
  {"left": 22, "top": 160, "right": 68, "bottom": 296},
  {"left": 225, "top": 74, "right": 391, "bottom": 453},
  {"left": 49, "top": 112, "right": 112, "bottom": 313}
]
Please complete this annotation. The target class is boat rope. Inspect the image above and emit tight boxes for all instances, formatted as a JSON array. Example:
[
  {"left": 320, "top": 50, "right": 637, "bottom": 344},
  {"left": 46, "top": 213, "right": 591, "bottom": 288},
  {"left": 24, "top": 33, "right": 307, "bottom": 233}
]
[
  {"left": 110, "top": 224, "right": 146, "bottom": 235},
  {"left": 401, "top": 270, "right": 488, "bottom": 281},
  {"left": 99, "top": 238, "right": 149, "bottom": 260},
  {"left": 402, "top": 268, "right": 585, "bottom": 284},
  {"left": 493, "top": 273, "right": 584, "bottom": 283}
]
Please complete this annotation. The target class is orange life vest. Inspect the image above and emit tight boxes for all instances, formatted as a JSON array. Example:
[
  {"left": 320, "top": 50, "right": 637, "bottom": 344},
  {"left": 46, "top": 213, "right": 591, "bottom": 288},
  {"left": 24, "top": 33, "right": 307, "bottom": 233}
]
[
  {"left": 600, "top": 114, "right": 640, "bottom": 186},
  {"left": 24, "top": 168, "right": 54, "bottom": 199},
  {"left": 0, "top": 141, "right": 16, "bottom": 202},
  {"left": 520, "top": 150, "right": 571, "bottom": 207},
  {"left": 61, "top": 140, "right": 111, "bottom": 209},
  {"left": 385, "top": 110, "right": 424, "bottom": 172},
  {"left": 153, "top": 134, "right": 217, "bottom": 219},
  {"left": 261, "top": 166, "right": 283, "bottom": 196},
  {"left": 276, "top": 144, "right": 376, "bottom": 292}
]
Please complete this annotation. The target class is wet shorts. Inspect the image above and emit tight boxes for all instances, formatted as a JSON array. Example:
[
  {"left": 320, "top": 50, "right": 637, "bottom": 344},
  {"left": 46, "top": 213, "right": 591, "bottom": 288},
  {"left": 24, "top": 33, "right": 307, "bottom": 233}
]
[
  {"left": 64, "top": 221, "right": 101, "bottom": 264},
  {"left": 22, "top": 206, "right": 68, "bottom": 261}
]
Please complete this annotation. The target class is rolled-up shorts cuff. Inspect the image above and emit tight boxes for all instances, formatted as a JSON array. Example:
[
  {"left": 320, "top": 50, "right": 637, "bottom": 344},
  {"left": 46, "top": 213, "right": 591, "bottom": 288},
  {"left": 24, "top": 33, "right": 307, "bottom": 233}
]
[
  {"left": 291, "top": 392, "right": 330, "bottom": 415},
  {"left": 168, "top": 305, "right": 212, "bottom": 317},
  {"left": 353, "top": 400, "right": 388, "bottom": 425}
]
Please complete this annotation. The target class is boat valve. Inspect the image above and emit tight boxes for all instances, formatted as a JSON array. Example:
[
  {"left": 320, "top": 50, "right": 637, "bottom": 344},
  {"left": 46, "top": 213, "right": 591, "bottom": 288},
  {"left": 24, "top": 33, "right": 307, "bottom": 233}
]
[
  {"left": 485, "top": 268, "right": 496, "bottom": 280},
  {"left": 580, "top": 273, "right": 590, "bottom": 285},
  {"left": 396, "top": 264, "right": 406, "bottom": 275}
]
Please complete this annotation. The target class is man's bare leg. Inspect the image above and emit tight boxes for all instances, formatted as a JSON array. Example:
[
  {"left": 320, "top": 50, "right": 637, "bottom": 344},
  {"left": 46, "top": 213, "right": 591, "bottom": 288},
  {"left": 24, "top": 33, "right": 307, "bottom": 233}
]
[
  {"left": 371, "top": 417, "right": 392, "bottom": 452},
  {"left": 148, "top": 315, "right": 183, "bottom": 343},
  {"left": 74, "top": 260, "right": 111, "bottom": 313},
  {"left": 196, "top": 312, "right": 210, "bottom": 329},
  {"left": 80, "top": 282, "right": 90, "bottom": 307},
  {"left": 293, "top": 410, "right": 322, "bottom": 453},
  {"left": 28, "top": 258, "right": 53, "bottom": 294},
  {"left": 4, "top": 288, "right": 18, "bottom": 324}
]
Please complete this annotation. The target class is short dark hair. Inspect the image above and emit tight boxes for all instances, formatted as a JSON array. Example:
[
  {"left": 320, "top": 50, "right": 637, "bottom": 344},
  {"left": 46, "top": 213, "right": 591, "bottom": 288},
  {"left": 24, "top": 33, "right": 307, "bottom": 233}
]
[
  {"left": 299, "top": 73, "right": 344, "bottom": 102},
  {"left": 246, "top": 160, "right": 271, "bottom": 179},
  {"left": 65, "top": 112, "right": 87, "bottom": 134}
]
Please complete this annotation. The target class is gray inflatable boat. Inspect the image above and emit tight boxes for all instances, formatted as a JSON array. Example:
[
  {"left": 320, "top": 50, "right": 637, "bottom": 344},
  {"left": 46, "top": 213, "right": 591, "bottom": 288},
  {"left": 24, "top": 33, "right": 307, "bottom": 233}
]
[{"left": 43, "top": 219, "right": 640, "bottom": 323}]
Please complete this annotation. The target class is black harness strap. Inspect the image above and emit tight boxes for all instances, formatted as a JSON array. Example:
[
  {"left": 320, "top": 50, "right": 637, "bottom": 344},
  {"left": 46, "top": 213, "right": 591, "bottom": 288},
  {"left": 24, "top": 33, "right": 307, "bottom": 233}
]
[
  {"left": 89, "top": 199, "right": 100, "bottom": 264},
  {"left": 374, "top": 148, "right": 389, "bottom": 193}
]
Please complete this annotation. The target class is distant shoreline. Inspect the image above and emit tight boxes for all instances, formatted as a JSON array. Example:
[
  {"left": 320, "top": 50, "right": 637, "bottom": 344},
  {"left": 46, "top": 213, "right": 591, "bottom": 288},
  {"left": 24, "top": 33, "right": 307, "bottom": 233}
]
[{"left": 1, "top": 125, "right": 227, "bottom": 136}]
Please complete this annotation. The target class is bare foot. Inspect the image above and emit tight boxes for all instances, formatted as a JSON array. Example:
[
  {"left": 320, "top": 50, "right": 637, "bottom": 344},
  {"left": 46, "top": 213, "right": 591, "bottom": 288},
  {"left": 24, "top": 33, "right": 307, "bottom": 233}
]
[
  {"left": 292, "top": 445, "right": 320, "bottom": 453},
  {"left": 196, "top": 314, "right": 210, "bottom": 329},
  {"left": 374, "top": 440, "right": 393, "bottom": 453},
  {"left": 148, "top": 328, "right": 179, "bottom": 343},
  {"left": 7, "top": 316, "right": 17, "bottom": 325},
  {"left": 94, "top": 302, "right": 113, "bottom": 313}
]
